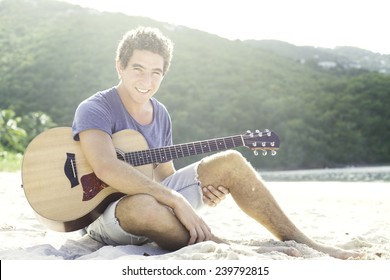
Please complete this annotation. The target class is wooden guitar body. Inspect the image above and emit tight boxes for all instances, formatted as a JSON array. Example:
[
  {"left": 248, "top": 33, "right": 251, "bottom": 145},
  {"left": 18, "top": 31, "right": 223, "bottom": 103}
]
[{"left": 22, "top": 127, "right": 153, "bottom": 232}]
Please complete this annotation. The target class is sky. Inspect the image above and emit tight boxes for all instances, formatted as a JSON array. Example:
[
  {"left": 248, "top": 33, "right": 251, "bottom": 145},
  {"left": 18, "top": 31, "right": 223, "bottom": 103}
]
[{"left": 59, "top": 0, "right": 389, "bottom": 55}]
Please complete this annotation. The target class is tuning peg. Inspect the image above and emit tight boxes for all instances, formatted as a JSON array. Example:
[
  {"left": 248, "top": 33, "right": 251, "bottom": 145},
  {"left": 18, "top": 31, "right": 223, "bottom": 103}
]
[
  {"left": 252, "top": 142, "right": 257, "bottom": 147},
  {"left": 246, "top": 130, "right": 254, "bottom": 137},
  {"left": 272, "top": 150, "right": 277, "bottom": 156},
  {"left": 253, "top": 150, "right": 259, "bottom": 156},
  {"left": 255, "top": 129, "right": 263, "bottom": 137},
  {"left": 262, "top": 150, "right": 267, "bottom": 156},
  {"left": 263, "top": 129, "right": 271, "bottom": 136}
]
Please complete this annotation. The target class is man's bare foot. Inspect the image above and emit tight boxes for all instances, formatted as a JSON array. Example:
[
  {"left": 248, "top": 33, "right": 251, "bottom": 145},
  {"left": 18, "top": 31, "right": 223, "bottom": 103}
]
[
  {"left": 254, "top": 240, "right": 366, "bottom": 259},
  {"left": 212, "top": 235, "right": 365, "bottom": 259},
  {"left": 255, "top": 246, "right": 302, "bottom": 257},
  {"left": 255, "top": 244, "right": 365, "bottom": 259},
  {"left": 314, "top": 244, "right": 366, "bottom": 260}
]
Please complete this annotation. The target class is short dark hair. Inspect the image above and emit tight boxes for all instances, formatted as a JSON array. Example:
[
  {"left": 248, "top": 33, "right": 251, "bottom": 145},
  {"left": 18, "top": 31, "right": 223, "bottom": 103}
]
[{"left": 116, "top": 26, "right": 174, "bottom": 75}]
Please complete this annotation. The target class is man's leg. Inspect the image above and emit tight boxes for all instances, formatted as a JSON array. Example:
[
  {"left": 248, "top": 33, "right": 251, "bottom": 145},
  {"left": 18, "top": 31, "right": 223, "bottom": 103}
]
[
  {"left": 197, "top": 150, "right": 364, "bottom": 259},
  {"left": 116, "top": 194, "right": 190, "bottom": 251},
  {"left": 116, "top": 193, "right": 229, "bottom": 251}
]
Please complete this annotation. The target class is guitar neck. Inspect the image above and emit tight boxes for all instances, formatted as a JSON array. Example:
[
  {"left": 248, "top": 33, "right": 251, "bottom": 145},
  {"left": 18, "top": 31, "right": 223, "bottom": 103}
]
[{"left": 122, "top": 135, "right": 245, "bottom": 166}]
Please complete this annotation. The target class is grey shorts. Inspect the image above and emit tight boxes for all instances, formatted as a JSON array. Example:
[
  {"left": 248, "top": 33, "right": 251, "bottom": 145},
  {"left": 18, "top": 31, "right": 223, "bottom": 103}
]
[{"left": 86, "top": 162, "right": 204, "bottom": 246}]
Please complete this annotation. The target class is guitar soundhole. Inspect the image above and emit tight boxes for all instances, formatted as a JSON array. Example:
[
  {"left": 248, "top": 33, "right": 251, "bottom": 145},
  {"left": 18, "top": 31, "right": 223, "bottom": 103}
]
[{"left": 80, "top": 173, "right": 108, "bottom": 201}]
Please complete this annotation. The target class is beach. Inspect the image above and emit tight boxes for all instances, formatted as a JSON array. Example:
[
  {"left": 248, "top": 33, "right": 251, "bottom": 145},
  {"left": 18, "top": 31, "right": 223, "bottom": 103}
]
[{"left": 0, "top": 169, "right": 389, "bottom": 260}]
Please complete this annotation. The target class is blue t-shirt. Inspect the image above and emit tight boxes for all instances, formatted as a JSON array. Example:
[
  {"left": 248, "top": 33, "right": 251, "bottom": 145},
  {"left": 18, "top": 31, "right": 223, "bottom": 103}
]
[{"left": 72, "top": 87, "right": 172, "bottom": 149}]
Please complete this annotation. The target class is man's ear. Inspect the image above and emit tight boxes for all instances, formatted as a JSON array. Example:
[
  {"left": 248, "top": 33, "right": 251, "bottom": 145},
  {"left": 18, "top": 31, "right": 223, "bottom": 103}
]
[{"left": 115, "top": 60, "right": 123, "bottom": 79}]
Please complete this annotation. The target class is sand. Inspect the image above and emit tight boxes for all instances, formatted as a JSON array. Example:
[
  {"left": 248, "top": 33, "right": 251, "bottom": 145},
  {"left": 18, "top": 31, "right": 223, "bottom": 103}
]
[{"left": 0, "top": 171, "right": 388, "bottom": 260}]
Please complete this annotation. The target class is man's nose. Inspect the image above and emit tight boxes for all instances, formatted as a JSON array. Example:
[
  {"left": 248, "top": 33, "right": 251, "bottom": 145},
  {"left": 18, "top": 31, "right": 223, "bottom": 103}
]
[{"left": 140, "top": 72, "right": 153, "bottom": 87}]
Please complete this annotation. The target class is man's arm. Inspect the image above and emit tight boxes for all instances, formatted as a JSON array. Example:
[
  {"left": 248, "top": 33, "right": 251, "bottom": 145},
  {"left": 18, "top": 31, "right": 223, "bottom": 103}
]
[
  {"left": 153, "top": 161, "right": 175, "bottom": 183},
  {"left": 78, "top": 128, "right": 211, "bottom": 244},
  {"left": 79, "top": 129, "right": 169, "bottom": 197}
]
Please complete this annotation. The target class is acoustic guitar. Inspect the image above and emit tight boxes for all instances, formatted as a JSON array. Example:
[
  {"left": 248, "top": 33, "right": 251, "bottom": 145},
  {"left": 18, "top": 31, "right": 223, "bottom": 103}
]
[{"left": 22, "top": 127, "right": 280, "bottom": 232}]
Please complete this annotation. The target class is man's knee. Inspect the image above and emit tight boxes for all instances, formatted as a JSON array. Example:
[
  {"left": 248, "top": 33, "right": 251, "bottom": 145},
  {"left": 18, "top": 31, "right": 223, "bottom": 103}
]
[
  {"left": 200, "top": 150, "right": 246, "bottom": 168},
  {"left": 197, "top": 150, "right": 252, "bottom": 186}
]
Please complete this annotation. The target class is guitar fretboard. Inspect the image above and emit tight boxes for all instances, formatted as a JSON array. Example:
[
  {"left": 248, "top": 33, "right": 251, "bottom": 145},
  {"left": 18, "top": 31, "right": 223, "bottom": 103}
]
[{"left": 122, "top": 135, "right": 244, "bottom": 166}]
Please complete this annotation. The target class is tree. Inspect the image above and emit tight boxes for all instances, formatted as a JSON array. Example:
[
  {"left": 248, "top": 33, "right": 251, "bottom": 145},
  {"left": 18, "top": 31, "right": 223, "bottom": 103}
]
[{"left": 0, "top": 108, "right": 27, "bottom": 152}]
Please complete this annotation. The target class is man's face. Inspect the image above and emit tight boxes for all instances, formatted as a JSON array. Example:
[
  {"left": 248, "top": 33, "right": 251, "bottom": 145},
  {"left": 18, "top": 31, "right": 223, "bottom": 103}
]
[{"left": 118, "top": 49, "right": 164, "bottom": 105}]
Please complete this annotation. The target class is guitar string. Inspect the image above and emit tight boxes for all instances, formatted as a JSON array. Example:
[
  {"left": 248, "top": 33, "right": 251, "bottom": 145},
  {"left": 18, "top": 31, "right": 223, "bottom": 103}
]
[
  {"left": 65, "top": 139, "right": 277, "bottom": 169},
  {"left": 123, "top": 135, "right": 245, "bottom": 166},
  {"left": 122, "top": 137, "right": 278, "bottom": 166}
]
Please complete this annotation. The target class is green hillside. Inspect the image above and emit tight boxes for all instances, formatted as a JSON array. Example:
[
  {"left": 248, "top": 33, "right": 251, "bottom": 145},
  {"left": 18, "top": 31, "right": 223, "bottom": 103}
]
[{"left": 1, "top": 0, "right": 390, "bottom": 170}]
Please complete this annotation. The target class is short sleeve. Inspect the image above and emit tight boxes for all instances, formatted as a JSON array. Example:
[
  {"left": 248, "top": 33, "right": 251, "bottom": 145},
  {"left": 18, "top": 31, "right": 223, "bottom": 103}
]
[{"left": 72, "top": 98, "right": 112, "bottom": 141}]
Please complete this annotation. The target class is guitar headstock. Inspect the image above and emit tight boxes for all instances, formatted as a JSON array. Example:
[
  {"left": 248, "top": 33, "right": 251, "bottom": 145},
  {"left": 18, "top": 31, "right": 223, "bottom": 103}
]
[{"left": 242, "top": 129, "right": 280, "bottom": 156}]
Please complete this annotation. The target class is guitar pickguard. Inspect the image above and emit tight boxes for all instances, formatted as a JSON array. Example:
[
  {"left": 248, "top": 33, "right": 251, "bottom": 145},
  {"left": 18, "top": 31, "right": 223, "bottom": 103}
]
[{"left": 80, "top": 173, "right": 108, "bottom": 201}]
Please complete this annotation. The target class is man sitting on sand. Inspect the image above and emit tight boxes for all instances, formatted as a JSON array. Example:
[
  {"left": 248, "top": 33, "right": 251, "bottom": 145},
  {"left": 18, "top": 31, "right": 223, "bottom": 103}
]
[{"left": 72, "top": 26, "right": 363, "bottom": 259}]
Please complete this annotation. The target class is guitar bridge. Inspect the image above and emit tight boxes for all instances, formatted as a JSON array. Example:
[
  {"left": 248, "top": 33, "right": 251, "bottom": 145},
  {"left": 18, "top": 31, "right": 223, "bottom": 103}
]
[{"left": 64, "top": 153, "right": 79, "bottom": 188}]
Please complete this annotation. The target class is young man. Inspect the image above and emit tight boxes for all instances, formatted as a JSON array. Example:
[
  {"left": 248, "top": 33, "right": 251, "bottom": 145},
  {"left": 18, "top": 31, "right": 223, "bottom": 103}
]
[{"left": 72, "top": 26, "right": 362, "bottom": 259}]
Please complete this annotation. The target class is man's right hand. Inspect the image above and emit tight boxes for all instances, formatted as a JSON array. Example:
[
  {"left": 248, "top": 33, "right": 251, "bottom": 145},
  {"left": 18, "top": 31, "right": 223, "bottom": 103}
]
[{"left": 170, "top": 192, "right": 212, "bottom": 245}]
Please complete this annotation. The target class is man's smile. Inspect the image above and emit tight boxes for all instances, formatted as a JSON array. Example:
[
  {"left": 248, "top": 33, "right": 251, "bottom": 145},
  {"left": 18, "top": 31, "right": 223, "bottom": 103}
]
[{"left": 136, "top": 87, "right": 150, "bottom": 94}]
